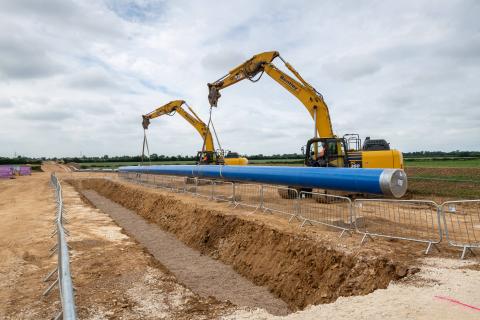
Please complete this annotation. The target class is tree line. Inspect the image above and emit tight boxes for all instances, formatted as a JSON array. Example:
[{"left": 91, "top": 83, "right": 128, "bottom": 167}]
[{"left": 1, "top": 150, "right": 480, "bottom": 165}]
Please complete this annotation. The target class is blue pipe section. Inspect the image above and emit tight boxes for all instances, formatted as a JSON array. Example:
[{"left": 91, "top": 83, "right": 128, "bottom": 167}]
[{"left": 119, "top": 165, "right": 408, "bottom": 197}]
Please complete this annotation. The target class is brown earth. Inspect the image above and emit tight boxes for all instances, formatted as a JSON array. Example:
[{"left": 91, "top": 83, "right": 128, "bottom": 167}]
[
  {"left": 81, "top": 190, "right": 290, "bottom": 315},
  {"left": 405, "top": 167, "right": 480, "bottom": 200},
  {"left": 69, "top": 178, "right": 421, "bottom": 311},
  {"left": 0, "top": 172, "right": 233, "bottom": 319},
  {"left": 406, "top": 167, "right": 480, "bottom": 179}
]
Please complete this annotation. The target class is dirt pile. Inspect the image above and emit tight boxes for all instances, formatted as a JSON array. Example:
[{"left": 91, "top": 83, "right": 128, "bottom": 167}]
[{"left": 70, "top": 178, "right": 415, "bottom": 310}]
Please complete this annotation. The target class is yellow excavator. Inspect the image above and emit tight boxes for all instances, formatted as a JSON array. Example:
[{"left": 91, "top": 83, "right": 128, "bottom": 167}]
[
  {"left": 208, "top": 51, "right": 403, "bottom": 169},
  {"left": 142, "top": 100, "right": 248, "bottom": 165}
]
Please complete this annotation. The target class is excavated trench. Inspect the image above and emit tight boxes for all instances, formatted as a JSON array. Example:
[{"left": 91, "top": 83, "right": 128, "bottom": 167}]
[{"left": 69, "top": 178, "right": 415, "bottom": 311}]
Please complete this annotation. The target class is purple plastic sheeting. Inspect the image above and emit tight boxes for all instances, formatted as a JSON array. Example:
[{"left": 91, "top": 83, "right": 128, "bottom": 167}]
[
  {"left": 19, "top": 166, "right": 32, "bottom": 175},
  {"left": 0, "top": 165, "right": 32, "bottom": 177},
  {"left": 0, "top": 166, "right": 13, "bottom": 178}
]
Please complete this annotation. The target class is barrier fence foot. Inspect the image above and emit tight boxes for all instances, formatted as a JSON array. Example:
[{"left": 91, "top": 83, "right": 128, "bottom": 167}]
[
  {"left": 461, "top": 246, "right": 475, "bottom": 260},
  {"left": 44, "top": 268, "right": 58, "bottom": 282},
  {"left": 42, "top": 278, "right": 59, "bottom": 297},
  {"left": 288, "top": 214, "right": 302, "bottom": 223},
  {"left": 339, "top": 229, "right": 352, "bottom": 238},
  {"left": 48, "top": 247, "right": 58, "bottom": 257},
  {"left": 300, "top": 218, "right": 313, "bottom": 228},
  {"left": 361, "top": 233, "right": 374, "bottom": 244},
  {"left": 425, "top": 242, "right": 440, "bottom": 255},
  {"left": 54, "top": 311, "right": 62, "bottom": 320},
  {"left": 248, "top": 206, "right": 260, "bottom": 215}
]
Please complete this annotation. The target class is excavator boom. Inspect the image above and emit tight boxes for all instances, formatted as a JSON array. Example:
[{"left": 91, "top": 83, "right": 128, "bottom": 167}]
[
  {"left": 142, "top": 100, "right": 214, "bottom": 152},
  {"left": 142, "top": 100, "right": 249, "bottom": 166},
  {"left": 208, "top": 51, "right": 334, "bottom": 138}
]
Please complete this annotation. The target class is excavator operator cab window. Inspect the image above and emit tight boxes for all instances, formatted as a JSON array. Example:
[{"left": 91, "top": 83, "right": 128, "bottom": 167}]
[{"left": 327, "top": 141, "right": 337, "bottom": 155}]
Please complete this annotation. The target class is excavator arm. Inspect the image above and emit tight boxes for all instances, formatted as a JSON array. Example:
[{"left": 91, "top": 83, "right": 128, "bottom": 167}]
[
  {"left": 142, "top": 100, "right": 214, "bottom": 152},
  {"left": 208, "top": 51, "right": 334, "bottom": 138}
]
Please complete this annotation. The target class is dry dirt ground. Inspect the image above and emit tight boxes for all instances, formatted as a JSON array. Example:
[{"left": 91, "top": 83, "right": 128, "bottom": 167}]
[
  {"left": 81, "top": 190, "right": 290, "bottom": 316},
  {"left": 1, "top": 170, "right": 233, "bottom": 319},
  {"left": 1, "top": 169, "right": 480, "bottom": 319}
]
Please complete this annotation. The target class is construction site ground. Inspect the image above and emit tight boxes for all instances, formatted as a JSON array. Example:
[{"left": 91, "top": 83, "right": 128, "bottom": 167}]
[{"left": 1, "top": 167, "right": 479, "bottom": 319}]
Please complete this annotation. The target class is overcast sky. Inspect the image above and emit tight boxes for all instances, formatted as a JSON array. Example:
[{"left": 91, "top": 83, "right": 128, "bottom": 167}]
[{"left": 0, "top": 0, "right": 479, "bottom": 157}]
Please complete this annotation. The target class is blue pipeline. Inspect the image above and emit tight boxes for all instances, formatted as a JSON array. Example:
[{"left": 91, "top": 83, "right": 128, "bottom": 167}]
[{"left": 118, "top": 165, "right": 407, "bottom": 197}]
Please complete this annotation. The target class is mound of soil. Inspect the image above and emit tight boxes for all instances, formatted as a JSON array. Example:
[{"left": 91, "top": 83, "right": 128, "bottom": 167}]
[{"left": 69, "top": 178, "right": 415, "bottom": 310}]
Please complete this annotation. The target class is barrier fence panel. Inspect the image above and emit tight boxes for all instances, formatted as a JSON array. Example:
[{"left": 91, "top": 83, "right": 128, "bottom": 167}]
[
  {"left": 196, "top": 179, "right": 214, "bottom": 199},
  {"left": 353, "top": 199, "right": 442, "bottom": 254},
  {"left": 152, "top": 174, "right": 171, "bottom": 189},
  {"left": 184, "top": 177, "right": 198, "bottom": 195},
  {"left": 213, "top": 180, "right": 234, "bottom": 202},
  {"left": 232, "top": 183, "right": 262, "bottom": 211},
  {"left": 146, "top": 173, "right": 155, "bottom": 186},
  {"left": 170, "top": 176, "right": 187, "bottom": 192},
  {"left": 299, "top": 192, "right": 353, "bottom": 237},
  {"left": 441, "top": 200, "right": 480, "bottom": 259},
  {"left": 261, "top": 185, "right": 299, "bottom": 221},
  {"left": 45, "top": 174, "right": 77, "bottom": 319},
  {"left": 140, "top": 173, "right": 149, "bottom": 185}
]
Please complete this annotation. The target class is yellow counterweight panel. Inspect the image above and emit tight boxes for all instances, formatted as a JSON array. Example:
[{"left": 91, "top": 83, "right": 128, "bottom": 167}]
[
  {"left": 393, "top": 150, "right": 404, "bottom": 169},
  {"left": 224, "top": 157, "right": 249, "bottom": 166},
  {"left": 361, "top": 150, "right": 404, "bottom": 169}
]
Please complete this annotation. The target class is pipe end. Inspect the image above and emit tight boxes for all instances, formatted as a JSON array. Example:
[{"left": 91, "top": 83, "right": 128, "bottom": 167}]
[{"left": 379, "top": 169, "right": 408, "bottom": 198}]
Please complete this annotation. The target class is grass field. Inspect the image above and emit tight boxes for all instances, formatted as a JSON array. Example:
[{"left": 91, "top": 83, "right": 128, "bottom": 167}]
[
  {"left": 79, "top": 157, "right": 480, "bottom": 169},
  {"left": 405, "top": 158, "right": 480, "bottom": 168},
  {"left": 79, "top": 158, "right": 304, "bottom": 168},
  {"left": 80, "top": 160, "right": 195, "bottom": 169}
]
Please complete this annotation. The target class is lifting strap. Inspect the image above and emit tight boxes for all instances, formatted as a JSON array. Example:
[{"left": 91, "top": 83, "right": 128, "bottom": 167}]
[{"left": 141, "top": 129, "right": 152, "bottom": 166}]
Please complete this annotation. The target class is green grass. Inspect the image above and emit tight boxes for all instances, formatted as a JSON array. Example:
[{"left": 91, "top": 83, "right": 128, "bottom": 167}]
[
  {"left": 405, "top": 158, "right": 480, "bottom": 168},
  {"left": 80, "top": 157, "right": 480, "bottom": 170},
  {"left": 80, "top": 160, "right": 195, "bottom": 169},
  {"left": 79, "top": 158, "right": 305, "bottom": 169},
  {"left": 248, "top": 158, "right": 303, "bottom": 166}
]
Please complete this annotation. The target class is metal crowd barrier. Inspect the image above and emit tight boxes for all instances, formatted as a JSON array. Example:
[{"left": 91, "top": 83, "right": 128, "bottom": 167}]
[
  {"left": 440, "top": 200, "right": 480, "bottom": 259},
  {"left": 196, "top": 178, "right": 214, "bottom": 199},
  {"left": 231, "top": 183, "right": 262, "bottom": 212},
  {"left": 299, "top": 191, "right": 353, "bottom": 237},
  {"left": 213, "top": 180, "right": 235, "bottom": 202},
  {"left": 116, "top": 173, "right": 480, "bottom": 259},
  {"left": 44, "top": 174, "right": 77, "bottom": 320},
  {"left": 353, "top": 199, "right": 442, "bottom": 254},
  {"left": 261, "top": 185, "right": 300, "bottom": 220}
]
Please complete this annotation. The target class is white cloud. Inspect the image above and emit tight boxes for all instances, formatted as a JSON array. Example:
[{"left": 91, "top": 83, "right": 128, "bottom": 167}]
[{"left": 0, "top": 0, "right": 479, "bottom": 157}]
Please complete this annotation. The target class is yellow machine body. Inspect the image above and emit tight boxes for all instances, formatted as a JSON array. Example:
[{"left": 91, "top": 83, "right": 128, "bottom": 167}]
[
  {"left": 361, "top": 150, "right": 404, "bottom": 169},
  {"left": 224, "top": 157, "right": 249, "bottom": 166}
]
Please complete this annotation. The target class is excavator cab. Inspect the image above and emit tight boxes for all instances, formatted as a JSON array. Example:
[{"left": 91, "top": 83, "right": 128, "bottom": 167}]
[
  {"left": 304, "top": 137, "right": 349, "bottom": 168},
  {"left": 197, "top": 151, "right": 225, "bottom": 165}
]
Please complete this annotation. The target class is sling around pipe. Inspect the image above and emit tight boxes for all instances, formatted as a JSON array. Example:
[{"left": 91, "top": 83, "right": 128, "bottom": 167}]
[{"left": 119, "top": 165, "right": 408, "bottom": 198}]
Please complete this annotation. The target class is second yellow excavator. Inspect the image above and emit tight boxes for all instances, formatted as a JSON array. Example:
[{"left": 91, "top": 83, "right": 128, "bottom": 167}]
[
  {"left": 208, "top": 51, "right": 403, "bottom": 169},
  {"left": 142, "top": 100, "right": 248, "bottom": 166}
]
